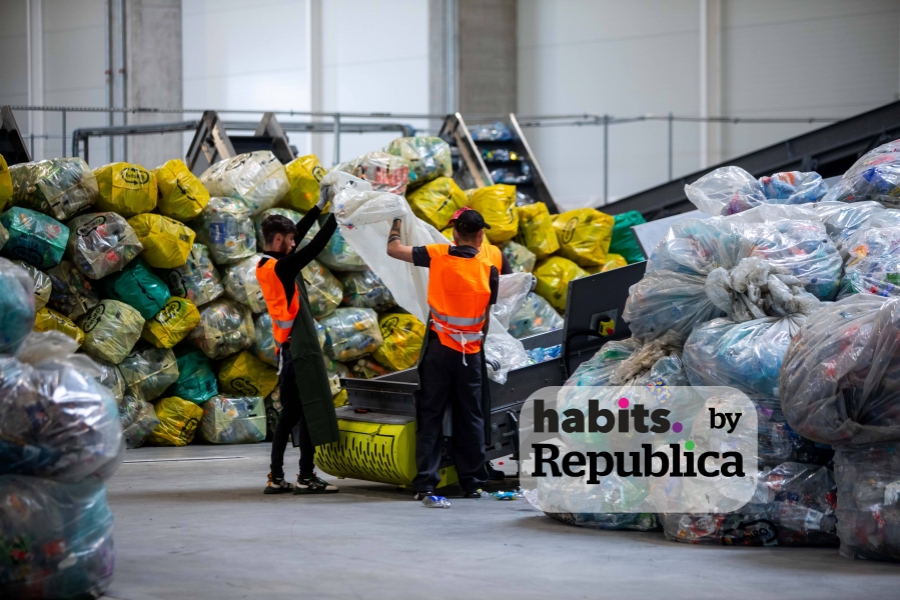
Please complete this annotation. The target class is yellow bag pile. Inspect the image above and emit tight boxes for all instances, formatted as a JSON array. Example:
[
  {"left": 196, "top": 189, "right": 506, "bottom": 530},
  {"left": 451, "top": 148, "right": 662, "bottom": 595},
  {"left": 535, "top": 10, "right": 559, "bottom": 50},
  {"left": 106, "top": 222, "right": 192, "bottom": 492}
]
[
  {"left": 372, "top": 313, "right": 426, "bottom": 371},
  {"left": 516, "top": 202, "right": 559, "bottom": 259},
  {"left": 128, "top": 214, "right": 195, "bottom": 268},
  {"left": 217, "top": 350, "right": 278, "bottom": 398},
  {"left": 465, "top": 185, "right": 518, "bottom": 243},
  {"left": 34, "top": 307, "right": 84, "bottom": 346},
  {"left": 94, "top": 162, "right": 157, "bottom": 216},
  {"left": 534, "top": 256, "right": 588, "bottom": 312},
  {"left": 601, "top": 253, "right": 628, "bottom": 273},
  {"left": 553, "top": 208, "right": 615, "bottom": 267},
  {"left": 147, "top": 396, "right": 204, "bottom": 446},
  {"left": 282, "top": 154, "right": 325, "bottom": 212},
  {"left": 142, "top": 297, "right": 201, "bottom": 348},
  {"left": 407, "top": 177, "right": 466, "bottom": 230},
  {"left": 0, "top": 154, "right": 11, "bottom": 211},
  {"left": 153, "top": 158, "right": 210, "bottom": 221}
]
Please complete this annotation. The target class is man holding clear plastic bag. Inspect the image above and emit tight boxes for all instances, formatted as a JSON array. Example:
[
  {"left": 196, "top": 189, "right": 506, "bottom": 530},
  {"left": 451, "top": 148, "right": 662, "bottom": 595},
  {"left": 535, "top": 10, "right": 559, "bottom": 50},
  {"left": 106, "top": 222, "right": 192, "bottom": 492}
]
[{"left": 387, "top": 207, "right": 498, "bottom": 499}]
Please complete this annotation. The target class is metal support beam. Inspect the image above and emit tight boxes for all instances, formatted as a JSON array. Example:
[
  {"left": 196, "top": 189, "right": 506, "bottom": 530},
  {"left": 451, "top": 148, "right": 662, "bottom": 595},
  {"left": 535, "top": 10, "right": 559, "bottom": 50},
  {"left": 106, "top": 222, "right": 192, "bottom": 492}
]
[{"left": 700, "top": 0, "right": 722, "bottom": 168}]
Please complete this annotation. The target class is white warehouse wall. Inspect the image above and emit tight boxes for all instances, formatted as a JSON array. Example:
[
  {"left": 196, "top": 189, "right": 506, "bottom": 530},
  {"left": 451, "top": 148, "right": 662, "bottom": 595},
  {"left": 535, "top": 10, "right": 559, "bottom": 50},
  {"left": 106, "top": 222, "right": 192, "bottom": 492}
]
[{"left": 519, "top": 0, "right": 900, "bottom": 210}]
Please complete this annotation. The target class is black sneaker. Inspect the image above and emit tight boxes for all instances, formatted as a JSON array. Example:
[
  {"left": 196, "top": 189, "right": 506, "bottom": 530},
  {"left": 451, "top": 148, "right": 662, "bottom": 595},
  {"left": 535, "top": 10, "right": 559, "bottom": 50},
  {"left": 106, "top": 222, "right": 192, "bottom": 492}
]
[
  {"left": 294, "top": 473, "right": 339, "bottom": 494},
  {"left": 462, "top": 489, "right": 483, "bottom": 499},
  {"left": 413, "top": 490, "right": 435, "bottom": 501},
  {"left": 264, "top": 473, "right": 294, "bottom": 494}
]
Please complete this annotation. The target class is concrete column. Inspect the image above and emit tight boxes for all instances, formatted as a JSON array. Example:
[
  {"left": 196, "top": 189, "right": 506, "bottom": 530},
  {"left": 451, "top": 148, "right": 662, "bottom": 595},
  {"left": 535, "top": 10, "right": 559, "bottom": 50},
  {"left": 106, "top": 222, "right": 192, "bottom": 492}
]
[
  {"left": 429, "top": 0, "right": 515, "bottom": 119},
  {"left": 699, "top": 0, "right": 722, "bottom": 168},
  {"left": 307, "top": 0, "right": 324, "bottom": 158},
  {"left": 26, "top": 0, "right": 44, "bottom": 160},
  {"left": 125, "top": 0, "right": 182, "bottom": 168}
]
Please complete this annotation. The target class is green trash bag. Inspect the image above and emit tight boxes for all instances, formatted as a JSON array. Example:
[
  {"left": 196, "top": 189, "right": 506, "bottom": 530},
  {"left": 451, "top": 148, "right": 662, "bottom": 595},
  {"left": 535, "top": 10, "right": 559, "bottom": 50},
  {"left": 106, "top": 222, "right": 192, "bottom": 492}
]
[
  {"left": 609, "top": 210, "right": 646, "bottom": 264},
  {"left": 118, "top": 346, "right": 180, "bottom": 402},
  {"left": 168, "top": 346, "right": 218, "bottom": 404},
  {"left": 100, "top": 258, "right": 171, "bottom": 319},
  {"left": 0, "top": 207, "right": 69, "bottom": 269},
  {"left": 78, "top": 299, "right": 145, "bottom": 364}
]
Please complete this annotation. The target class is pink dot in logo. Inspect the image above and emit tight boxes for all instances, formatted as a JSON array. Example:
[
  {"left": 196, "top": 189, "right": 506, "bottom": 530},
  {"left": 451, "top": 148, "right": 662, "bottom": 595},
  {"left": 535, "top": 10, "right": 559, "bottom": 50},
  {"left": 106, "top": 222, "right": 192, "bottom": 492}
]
[
  {"left": 672, "top": 422, "right": 683, "bottom": 433},
  {"left": 618, "top": 398, "right": 629, "bottom": 409}
]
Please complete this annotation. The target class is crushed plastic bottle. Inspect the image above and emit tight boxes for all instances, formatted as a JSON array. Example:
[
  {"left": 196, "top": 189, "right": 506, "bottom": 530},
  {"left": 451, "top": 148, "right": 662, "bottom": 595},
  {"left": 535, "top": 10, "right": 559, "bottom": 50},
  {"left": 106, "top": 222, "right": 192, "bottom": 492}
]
[
  {"left": 421, "top": 495, "right": 451, "bottom": 508},
  {"left": 493, "top": 491, "right": 516, "bottom": 501}
]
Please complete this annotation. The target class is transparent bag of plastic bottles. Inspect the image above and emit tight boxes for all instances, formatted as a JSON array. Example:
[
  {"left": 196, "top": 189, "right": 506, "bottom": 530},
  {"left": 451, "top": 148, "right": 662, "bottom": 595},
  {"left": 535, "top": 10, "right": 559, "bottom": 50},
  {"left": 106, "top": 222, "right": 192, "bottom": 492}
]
[
  {"left": 302, "top": 259, "right": 343, "bottom": 319},
  {"left": 199, "top": 395, "right": 266, "bottom": 444},
  {"left": 623, "top": 216, "right": 842, "bottom": 340},
  {"left": 46, "top": 260, "right": 101, "bottom": 319},
  {"left": 253, "top": 311, "right": 278, "bottom": 367},
  {"left": 333, "top": 151, "right": 410, "bottom": 196},
  {"left": 200, "top": 151, "right": 289, "bottom": 215},
  {"left": 78, "top": 299, "right": 145, "bottom": 365},
  {"left": 384, "top": 137, "right": 452, "bottom": 186},
  {"left": 320, "top": 307, "right": 383, "bottom": 361},
  {"left": 188, "top": 298, "right": 255, "bottom": 360},
  {"left": 93, "top": 358, "right": 126, "bottom": 406},
  {"left": 822, "top": 139, "right": 900, "bottom": 207},
  {"left": 168, "top": 346, "right": 218, "bottom": 404},
  {"left": 839, "top": 225, "right": 900, "bottom": 298},
  {"left": 545, "top": 511, "right": 659, "bottom": 531},
  {"left": 66, "top": 212, "right": 143, "bottom": 279},
  {"left": 9, "top": 157, "right": 100, "bottom": 220},
  {"left": 193, "top": 197, "right": 257, "bottom": 265},
  {"left": 118, "top": 346, "right": 179, "bottom": 402},
  {"left": 146, "top": 395, "right": 203, "bottom": 446},
  {"left": 165, "top": 243, "right": 224, "bottom": 307},
  {"left": 508, "top": 292, "right": 563, "bottom": 339},
  {"left": 0, "top": 207, "right": 69, "bottom": 269},
  {"left": 318, "top": 227, "right": 368, "bottom": 272},
  {"left": 0, "top": 331, "right": 123, "bottom": 483},
  {"left": 0, "top": 257, "right": 36, "bottom": 355},
  {"left": 0, "top": 476, "right": 115, "bottom": 599},
  {"left": 223, "top": 253, "right": 266, "bottom": 313},
  {"left": 339, "top": 269, "right": 396, "bottom": 311},
  {"left": 500, "top": 240, "right": 536, "bottom": 273},
  {"left": 686, "top": 166, "right": 827, "bottom": 216},
  {"left": 119, "top": 393, "right": 159, "bottom": 448},
  {"left": 470, "top": 122, "right": 513, "bottom": 142},
  {"left": 12, "top": 260, "right": 51, "bottom": 310}
]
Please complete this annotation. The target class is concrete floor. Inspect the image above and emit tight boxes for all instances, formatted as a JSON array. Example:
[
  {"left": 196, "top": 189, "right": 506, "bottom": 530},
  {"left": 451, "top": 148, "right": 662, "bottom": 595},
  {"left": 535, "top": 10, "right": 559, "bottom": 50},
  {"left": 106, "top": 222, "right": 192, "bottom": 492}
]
[{"left": 103, "top": 444, "right": 900, "bottom": 600}]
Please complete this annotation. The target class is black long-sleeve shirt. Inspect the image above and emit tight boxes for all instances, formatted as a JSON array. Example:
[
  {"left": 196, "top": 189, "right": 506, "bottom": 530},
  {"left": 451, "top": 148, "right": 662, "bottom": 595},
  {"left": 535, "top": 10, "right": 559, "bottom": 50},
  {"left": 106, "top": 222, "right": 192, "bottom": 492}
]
[{"left": 258, "top": 206, "right": 337, "bottom": 305}]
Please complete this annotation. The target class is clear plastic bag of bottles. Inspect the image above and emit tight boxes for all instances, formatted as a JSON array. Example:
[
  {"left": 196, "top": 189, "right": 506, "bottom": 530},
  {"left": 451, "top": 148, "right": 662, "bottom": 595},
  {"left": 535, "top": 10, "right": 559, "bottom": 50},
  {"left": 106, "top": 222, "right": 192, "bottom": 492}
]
[
  {"left": 12, "top": 260, "right": 51, "bottom": 309},
  {"left": 318, "top": 227, "right": 368, "bottom": 272},
  {"left": 839, "top": 225, "right": 900, "bottom": 298},
  {"left": 119, "top": 394, "right": 159, "bottom": 448},
  {"left": 165, "top": 243, "right": 224, "bottom": 307},
  {"left": 302, "top": 259, "right": 343, "bottom": 319},
  {"left": 508, "top": 292, "right": 563, "bottom": 339},
  {"left": 193, "top": 197, "right": 257, "bottom": 265},
  {"left": 0, "top": 207, "right": 69, "bottom": 269},
  {"left": 384, "top": 137, "right": 452, "bottom": 186},
  {"left": 253, "top": 311, "right": 278, "bottom": 367},
  {"left": 118, "top": 346, "right": 179, "bottom": 402},
  {"left": 833, "top": 443, "right": 900, "bottom": 561},
  {"left": 93, "top": 358, "right": 126, "bottom": 406},
  {"left": 46, "top": 260, "right": 101, "bottom": 319},
  {"left": 0, "top": 476, "right": 115, "bottom": 599},
  {"left": 9, "top": 157, "right": 100, "bottom": 220},
  {"left": 223, "top": 253, "right": 267, "bottom": 313},
  {"left": 500, "top": 240, "right": 536, "bottom": 273},
  {"left": 146, "top": 395, "right": 203, "bottom": 446},
  {"left": 0, "top": 258, "right": 36, "bottom": 355},
  {"left": 200, "top": 151, "right": 289, "bottom": 215},
  {"left": 339, "top": 269, "right": 396, "bottom": 311},
  {"left": 470, "top": 121, "right": 513, "bottom": 142},
  {"left": 66, "top": 212, "right": 142, "bottom": 280},
  {"left": 199, "top": 395, "right": 266, "bottom": 444},
  {"left": 333, "top": 151, "right": 410, "bottom": 196},
  {"left": 78, "top": 299, "right": 145, "bottom": 365},
  {"left": 546, "top": 511, "right": 659, "bottom": 531},
  {"left": 168, "top": 346, "right": 218, "bottom": 404},
  {"left": 188, "top": 298, "right": 255, "bottom": 360},
  {"left": 0, "top": 331, "right": 123, "bottom": 483},
  {"left": 320, "top": 307, "right": 383, "bottom": 362},
  {"left": 822, "top": 139, "right": 900, "bottom": 207}
]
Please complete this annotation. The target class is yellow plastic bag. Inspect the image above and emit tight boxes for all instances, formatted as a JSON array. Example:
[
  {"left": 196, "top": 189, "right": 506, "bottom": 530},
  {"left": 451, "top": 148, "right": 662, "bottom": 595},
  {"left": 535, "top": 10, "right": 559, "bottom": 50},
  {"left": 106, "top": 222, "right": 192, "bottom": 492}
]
[
  {"left": 407, "top": 177, "right": 466, "bottom": 230},
  {"left": 153, "top": 158, "right": 210, "bottom": 221},
  {"left": 282, "top": 154, "right": 325, "bottom": 212},
  {"left": 0, "top": 154, "right": 11, "bottom": 211},
  {"left": 128, "top": 214, "right": 196, "bottom": 268},
  {"left": 553, "top": 208, "right": 615, "bottom": 267},
  {"left": 584, "top": 253, "right": 628, "bottom": 274},
  {"left": 142, "top": 297, "right": 201, "bottom": 348},
  {"left": 147, "top": 396, "right": 203, "bottom": 446},
  {"left": 93, "top": 162, "right": 157, "bottom": 216},
  {"left": 534, "top": 256, "right": 588, "bottom": 312},
  {"left": 333, "top": 389, "right": 348, "bottom": 408},
  {"left": 465, "top": 185, "right": 518, "bottom": 243},
  {"left": 34, "top": 307, "right": 84, "bottom": 346},
  {"left": 372, "top": 312, "right": 425, "bottom": 371},
  {"left": 217, "top": 350, "right": 278, "bottom": 398},
  {"left": 516, "top": 202, "right": 559, "bottom": 259}
]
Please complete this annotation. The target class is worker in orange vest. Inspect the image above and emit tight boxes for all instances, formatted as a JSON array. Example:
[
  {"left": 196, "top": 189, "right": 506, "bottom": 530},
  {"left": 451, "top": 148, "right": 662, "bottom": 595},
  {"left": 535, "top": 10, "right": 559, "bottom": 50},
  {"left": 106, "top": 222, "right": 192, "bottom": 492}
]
[
  {"left": 387, "top": 208, "right": 503, "bottom": 499},
  {"left": 257, "top": 192, "right": 340, "bottom": 495}
]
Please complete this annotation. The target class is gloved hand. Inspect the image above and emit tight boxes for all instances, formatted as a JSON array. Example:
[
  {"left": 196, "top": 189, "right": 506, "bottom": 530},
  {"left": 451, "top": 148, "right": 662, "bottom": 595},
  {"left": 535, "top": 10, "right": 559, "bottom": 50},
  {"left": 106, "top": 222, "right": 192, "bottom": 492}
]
[
  {"left": 316, "top": 186, "right": 330, "bottom": 210},
  {"left": 487, "top": 358, "right": 501, "bottom": 372}
]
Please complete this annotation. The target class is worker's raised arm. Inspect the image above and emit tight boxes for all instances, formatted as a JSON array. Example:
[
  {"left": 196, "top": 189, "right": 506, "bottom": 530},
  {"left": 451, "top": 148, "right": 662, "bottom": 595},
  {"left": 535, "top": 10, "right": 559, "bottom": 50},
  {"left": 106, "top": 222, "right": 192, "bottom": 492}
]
[{"left": 386, "top": 218, "right": 414, "bottom": 263}]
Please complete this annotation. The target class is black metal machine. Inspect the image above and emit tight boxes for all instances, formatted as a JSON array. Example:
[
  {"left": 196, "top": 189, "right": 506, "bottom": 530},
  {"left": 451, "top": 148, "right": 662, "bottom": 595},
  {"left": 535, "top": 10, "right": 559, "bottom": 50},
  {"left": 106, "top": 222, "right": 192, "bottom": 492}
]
[{"left": 0, "top": 106, "right": 31, "bottom": 166}]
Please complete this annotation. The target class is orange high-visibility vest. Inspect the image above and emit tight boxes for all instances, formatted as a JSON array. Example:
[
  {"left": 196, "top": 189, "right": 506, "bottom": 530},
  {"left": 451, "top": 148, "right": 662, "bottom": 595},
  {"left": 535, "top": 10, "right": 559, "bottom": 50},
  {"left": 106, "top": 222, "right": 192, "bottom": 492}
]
[
  {"left": 480, "top": 244, "right": 503, "bottom": 272},
  {"left": 256, "top": 257, "right": 299, "bottom": 355},
  {"left": 426, "top": 244, "right": 492, "bottom": 354}
]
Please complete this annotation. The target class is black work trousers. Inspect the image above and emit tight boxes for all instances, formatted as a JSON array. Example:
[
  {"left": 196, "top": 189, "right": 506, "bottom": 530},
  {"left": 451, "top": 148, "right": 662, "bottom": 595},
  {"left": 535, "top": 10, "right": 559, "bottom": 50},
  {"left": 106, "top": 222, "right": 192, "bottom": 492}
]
[
  {"left": 270, "top": 345, "right": 315, "bottom": 480},
  {"left": 413, "top": 335, "right": 488, "bottom": 493}
]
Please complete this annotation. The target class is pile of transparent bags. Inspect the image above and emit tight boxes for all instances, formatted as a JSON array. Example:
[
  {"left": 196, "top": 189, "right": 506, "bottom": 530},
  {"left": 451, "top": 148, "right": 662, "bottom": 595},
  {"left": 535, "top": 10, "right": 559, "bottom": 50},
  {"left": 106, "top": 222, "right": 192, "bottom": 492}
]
[
  {"left": 320, "top": 308, "right": 383, "bottom": 362},
  {"left": 686, "top": 166, "right": 827, "bottom": 216},
  {"left": 339, "top": 269, "right": 396, "bottom": 311},
  {"left": 200, "top": 151, "right": 289, "bottom": 215},
  {"left": 383, "top": 137, "right": 452, "bottom": 186},
  {"left": 193, "top": 197, "right": 256, "bottom": 265},
  {"left": 822, "top": 139, "right": 900, "bottom": 207}
]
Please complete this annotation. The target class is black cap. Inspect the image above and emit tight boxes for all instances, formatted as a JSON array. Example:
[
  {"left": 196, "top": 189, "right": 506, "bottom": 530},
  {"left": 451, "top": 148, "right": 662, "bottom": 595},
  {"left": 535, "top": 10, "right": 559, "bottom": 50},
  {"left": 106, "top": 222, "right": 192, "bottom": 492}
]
[{"left": 451, "top": 207, "right": 491, "bottom": 234}]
